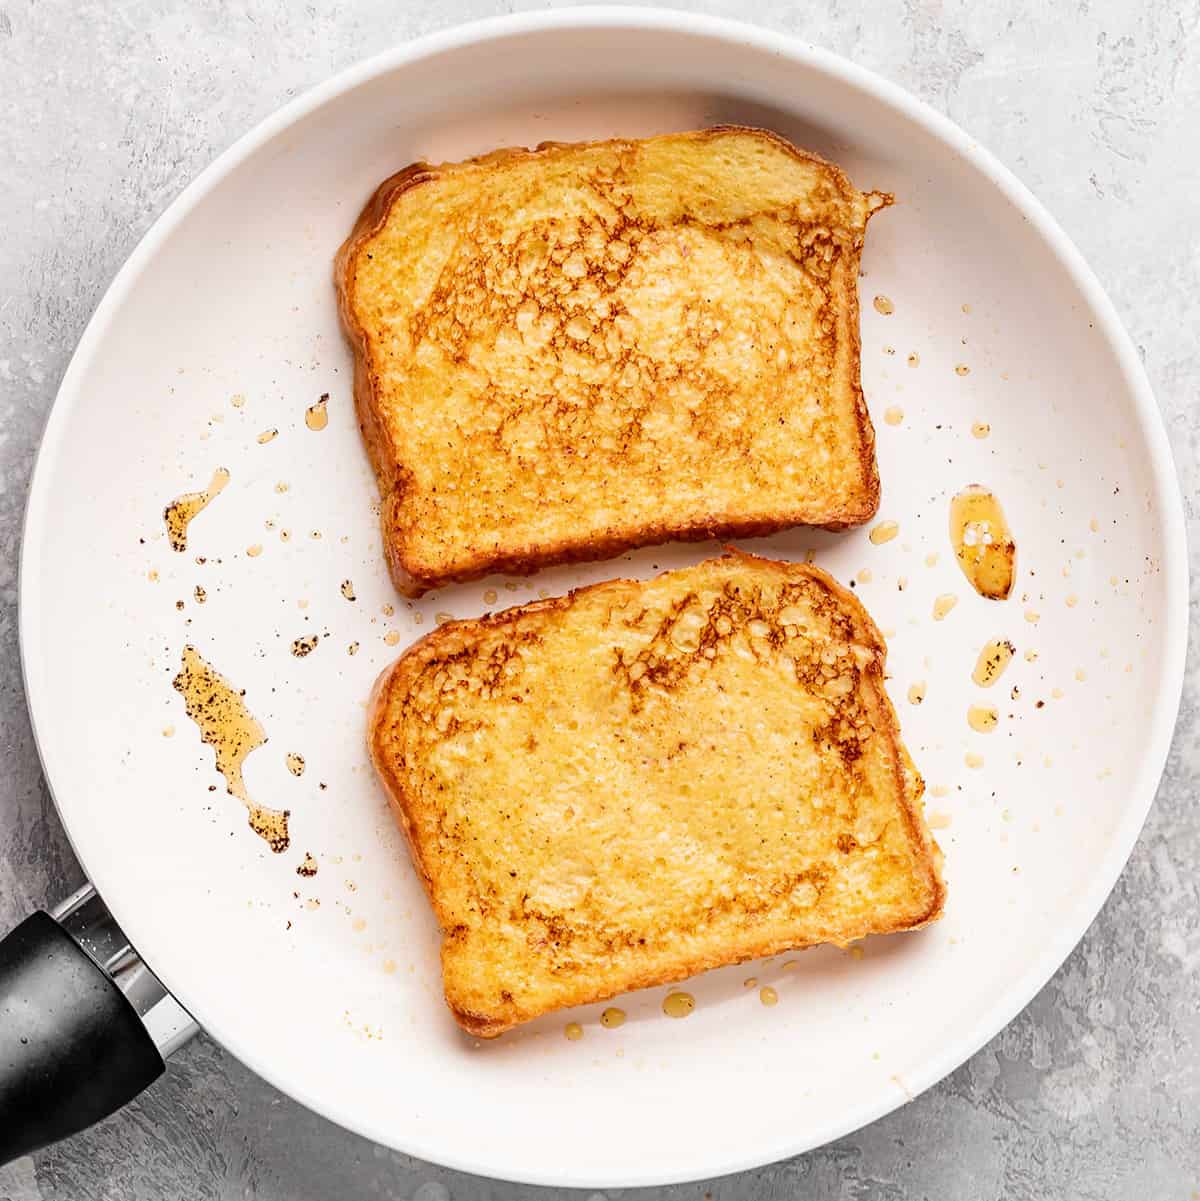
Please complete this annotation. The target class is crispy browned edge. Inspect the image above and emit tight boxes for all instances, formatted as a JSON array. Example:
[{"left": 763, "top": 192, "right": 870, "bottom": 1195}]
[
  {"left": 335, "top": 127, "right": 890, "bottom": 598},
  {"left": 367, "top": 550, "right": 945, "bottom": 1037}
]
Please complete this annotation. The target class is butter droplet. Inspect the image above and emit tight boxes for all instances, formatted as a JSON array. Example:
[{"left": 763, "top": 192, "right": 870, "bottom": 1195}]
[
  {"left": 906, "top": 352, "right": 920, "bottom": 368},
  {"left": 600, "top": 1007, "right": 626, "bottom": 1029},
  {"left": 972, "top": 639, "right": 1015, "bottom": 687},
  {"left": 949, "top": 486, "right": 1016, "bottom": 600},
  {"left": 869, "top": 520, "right": 899, "bottom": 545},
  {"left": 932, "top": 594, "right": 958, "bottom": 621},
  {"left": 305, "top": 395, "right": 329, "bottom": 431},
  {"left": 662, "top": 991, "right": 695, "bottom": 1019},
  {"left": 971, "top": 421, "right": 990, "bottom": 439},
  {"left": 965, "top": 751, "right": 985, "bottom": 769},
  {"left": 955, "top": 364, "right": 970, "bottom": 376},
  {"left": 908, "top": 681, "right": 927, "bottom": 705},
  {"left": 967, "top": 704, "right": 999, "bottom": 733},
  {"left": 759, "top": 986, "right": 779, "bottom": 1007},
  {"left": 873, "top": 294, "right": 894, "bottom": 315},
  {"left": 564, "top": 1021, "right": 583, "bottom": 1041},
  {"left": 884, "top": 406, "right": 904, "bottom": 426}
]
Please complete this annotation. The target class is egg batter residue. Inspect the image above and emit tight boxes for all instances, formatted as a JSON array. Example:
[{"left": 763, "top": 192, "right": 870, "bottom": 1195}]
[{"left": 173, "top": 645, "right": 289, "bottom": 853}]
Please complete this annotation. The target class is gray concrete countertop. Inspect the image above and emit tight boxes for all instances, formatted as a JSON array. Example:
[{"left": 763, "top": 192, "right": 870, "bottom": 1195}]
[{"left": 2, "top": 2, "right": 1197, "bottom": 1198}]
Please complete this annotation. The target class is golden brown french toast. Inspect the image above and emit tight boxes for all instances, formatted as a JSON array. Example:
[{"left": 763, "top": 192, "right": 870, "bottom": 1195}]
[
  {"left": 337, "top": 128, "right": 888, "bottom": 596},
  {"left": 368, "top": 552, "right": 944, "bottom": 1036}
]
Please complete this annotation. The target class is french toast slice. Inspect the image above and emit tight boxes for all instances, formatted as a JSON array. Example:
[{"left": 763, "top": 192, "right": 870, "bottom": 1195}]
[
  {"left": 368, "top": 552, "right": 944, "bottom": 1036},
  {"left": 337, "top": 127, "right": 889, "bottom": 597}
]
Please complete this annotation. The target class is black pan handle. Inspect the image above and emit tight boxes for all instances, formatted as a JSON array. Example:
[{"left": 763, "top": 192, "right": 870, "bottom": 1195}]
[{"left": 0, "top": 885, "right": 197, "bottom": 1165}]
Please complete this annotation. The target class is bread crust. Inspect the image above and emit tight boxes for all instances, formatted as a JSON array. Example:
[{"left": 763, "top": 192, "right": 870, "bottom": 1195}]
[
  {"left": 368, "top": 551, "right": 944, "bottom": 1036},
  {"left": 336, "top": 127, "right": 888, "bottom": 597}
]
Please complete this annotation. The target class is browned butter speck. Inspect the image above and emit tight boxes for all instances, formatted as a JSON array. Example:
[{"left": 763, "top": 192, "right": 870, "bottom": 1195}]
[{"left": 173, "top": 645, "right": 289, "bottom": 852}]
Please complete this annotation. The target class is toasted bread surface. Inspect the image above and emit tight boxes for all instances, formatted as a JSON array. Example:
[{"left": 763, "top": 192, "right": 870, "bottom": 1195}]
[
  {"left": 369, "top": 552, "right": 944, "bottom": 1036},
  {"left": 337, "top": 128, "right": 887, "bottom": 596}
]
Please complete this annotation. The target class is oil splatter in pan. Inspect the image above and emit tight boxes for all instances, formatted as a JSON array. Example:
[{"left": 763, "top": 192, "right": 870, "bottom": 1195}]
[
  {"left": 173, "top": 646, "right": 289, "bottom": 853},
  {"left": 950, "top": 486, "right": 1016, "bottom": 599},
  {"left": 164, "top": 468, "right": 229, "bottom": 552},
  {"left": 305, "top": 394, "right": 329, "bottom": 431}
]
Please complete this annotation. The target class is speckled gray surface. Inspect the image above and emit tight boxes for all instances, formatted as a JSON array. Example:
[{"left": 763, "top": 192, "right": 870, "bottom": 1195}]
[{"left": 1, "top": 1, "right": 1198, "bottom": 1197}]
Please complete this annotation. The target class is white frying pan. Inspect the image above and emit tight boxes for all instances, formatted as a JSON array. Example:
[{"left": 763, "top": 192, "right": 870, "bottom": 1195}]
[{"left": 3, "top": 8, "right": 1186, "bottom": 1189}]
